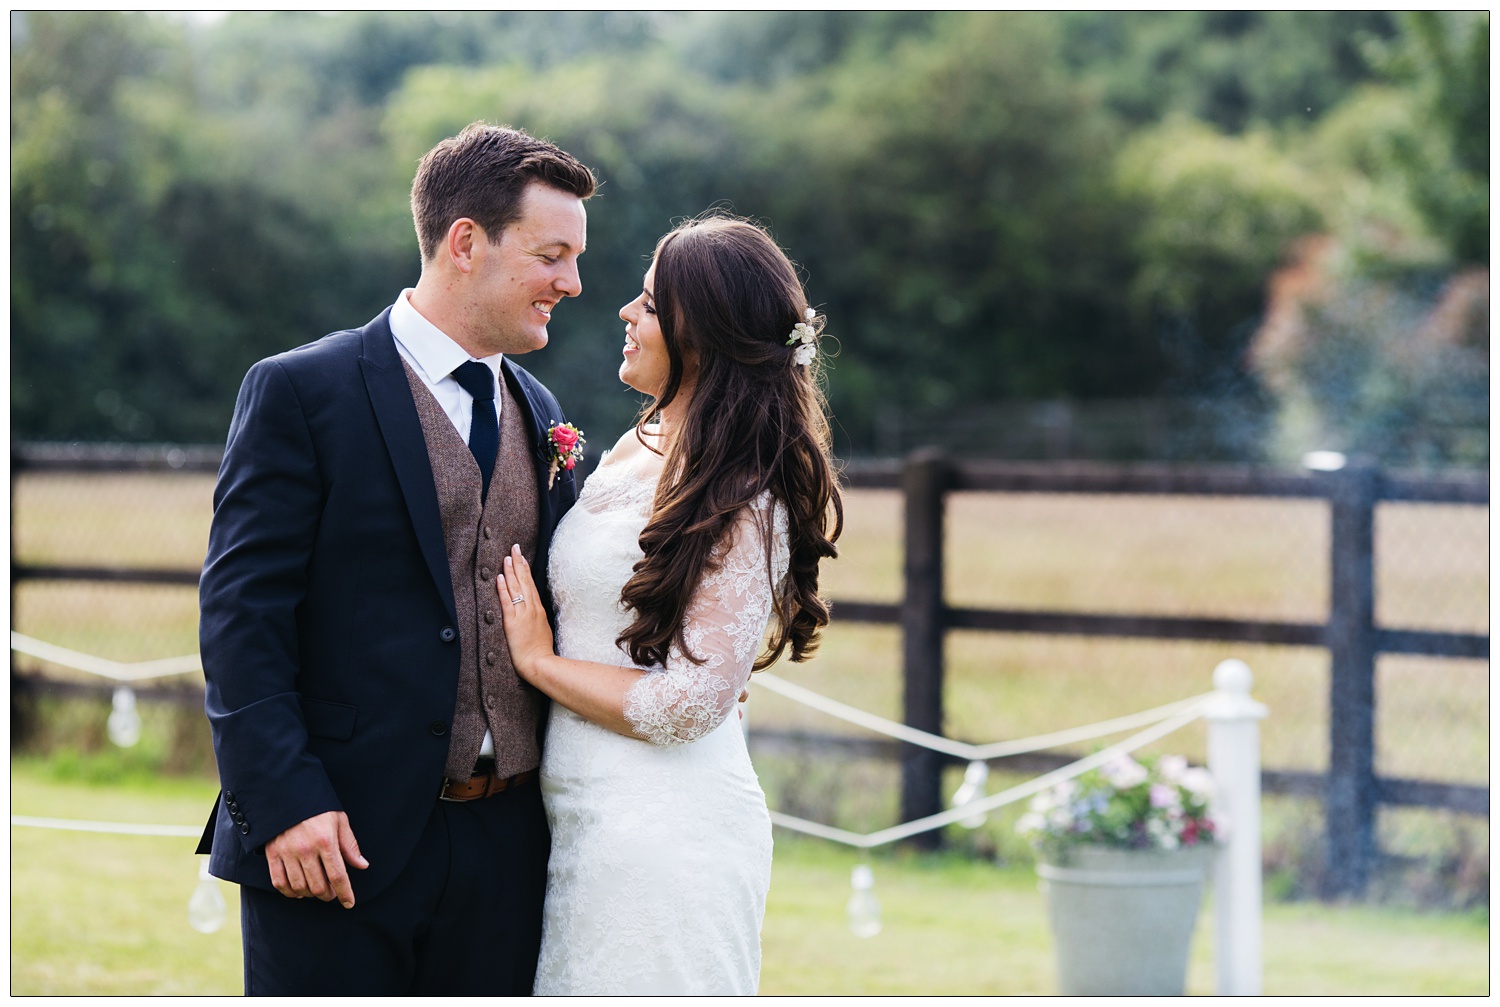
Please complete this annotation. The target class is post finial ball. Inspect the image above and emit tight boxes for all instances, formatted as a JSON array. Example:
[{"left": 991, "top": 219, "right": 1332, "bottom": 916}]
[{"left": 1213, "top": 659, "right": 1253, "bottom": 694}]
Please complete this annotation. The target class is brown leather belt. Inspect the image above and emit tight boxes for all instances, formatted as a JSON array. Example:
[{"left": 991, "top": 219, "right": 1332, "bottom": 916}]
[{"left": 438, "top": 766, "right": 536, "bottom": 802}]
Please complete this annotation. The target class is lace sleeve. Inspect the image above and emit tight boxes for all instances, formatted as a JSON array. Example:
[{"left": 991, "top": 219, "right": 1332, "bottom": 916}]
[{"left": 622, "top": 495, "right": 790, "bottom": 747}]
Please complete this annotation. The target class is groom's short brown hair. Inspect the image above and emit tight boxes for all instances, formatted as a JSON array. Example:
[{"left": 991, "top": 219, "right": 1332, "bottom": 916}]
[{"left": 410, "top": 122, "right": 597, "bottom": 262}]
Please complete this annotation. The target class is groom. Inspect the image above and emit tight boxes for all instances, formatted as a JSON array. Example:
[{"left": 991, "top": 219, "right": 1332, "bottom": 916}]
[{"left": 196, "top": 123, "right": 596, "bottom": 994}]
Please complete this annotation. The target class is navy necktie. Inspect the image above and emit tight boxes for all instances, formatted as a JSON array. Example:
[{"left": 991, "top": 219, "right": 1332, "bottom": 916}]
[{"left": 451, "top": 361, "right": 498, "bottom": 501}]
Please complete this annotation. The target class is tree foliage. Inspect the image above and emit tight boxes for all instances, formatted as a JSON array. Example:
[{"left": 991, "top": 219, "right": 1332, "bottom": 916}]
[{"left": 9, "top": 11, "right": 1486, "bottom": 464}]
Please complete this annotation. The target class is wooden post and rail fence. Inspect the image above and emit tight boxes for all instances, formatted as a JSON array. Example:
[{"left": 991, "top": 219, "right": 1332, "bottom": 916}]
[{"left": 10, "top": 442, "right": 1491, "bottom": 898}]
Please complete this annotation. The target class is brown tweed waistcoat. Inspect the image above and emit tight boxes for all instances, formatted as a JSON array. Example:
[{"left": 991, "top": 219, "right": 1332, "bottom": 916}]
[{"left": 403, "top": 361, "right": 542, "bottom": 781}]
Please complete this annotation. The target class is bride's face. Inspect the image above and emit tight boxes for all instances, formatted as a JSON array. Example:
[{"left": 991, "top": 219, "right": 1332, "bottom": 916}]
[{"left": 618, "top": 261, "right": 672, "bottom": 399}]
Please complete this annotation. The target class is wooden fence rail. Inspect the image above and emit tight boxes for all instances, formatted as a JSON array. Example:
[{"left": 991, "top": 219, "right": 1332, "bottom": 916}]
[
  {"left": 836, "top": 451, "right": 1486, "bottom": 898},
  {"left": 11, "top": 443, "right": 1490, "bottom": 898}
]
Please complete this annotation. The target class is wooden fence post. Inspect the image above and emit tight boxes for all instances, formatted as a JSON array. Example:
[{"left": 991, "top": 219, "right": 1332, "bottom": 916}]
[
  {"left": 1323, "top": 460, "right": 1378, "bottom": 897},
  {"left": 900, "top": 448, "right": 949, "bottom": 846},
  {"left": 10, "top": 445, "right": 31, "bottom": 748}
]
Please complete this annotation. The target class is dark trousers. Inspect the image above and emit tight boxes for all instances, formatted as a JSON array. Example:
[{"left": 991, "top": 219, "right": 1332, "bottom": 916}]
[{"left": 240, "top": 781, "right": 549, "bottom": 995}]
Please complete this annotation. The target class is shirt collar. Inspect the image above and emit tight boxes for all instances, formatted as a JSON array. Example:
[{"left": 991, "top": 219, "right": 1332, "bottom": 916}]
[{"left": 389, "top": 288, "right": 504, "bottom": 386}]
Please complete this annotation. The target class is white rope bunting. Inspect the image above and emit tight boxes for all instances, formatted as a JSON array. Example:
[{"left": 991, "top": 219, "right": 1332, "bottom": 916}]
[
  {"left": 11, "top": 632, "right": 202, "bottom": 682},
  {"left": 9, "top": 634, "right": 1213, "bottom": 847},
  {"left": 753, "top": 671, "right": 1212, "bottom": 760},
  {"left": 765, "top": 700, "right": 1210, "bottom": 848},
  {"left": 11, "top": 815, "right": 202, "bottom": 838},
  {"left": 8, "top": 634, "right": 1203, "bottom": 761}
]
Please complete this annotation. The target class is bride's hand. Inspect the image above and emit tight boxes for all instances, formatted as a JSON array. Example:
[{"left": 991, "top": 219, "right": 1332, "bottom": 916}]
[{"left": 498, "top": 545, "right": 555, "bottom": 682}]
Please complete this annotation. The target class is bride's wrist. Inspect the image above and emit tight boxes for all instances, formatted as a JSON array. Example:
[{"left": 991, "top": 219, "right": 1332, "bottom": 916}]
[{"left": 516, "top": 650, "right": 552, "bottom": 687}]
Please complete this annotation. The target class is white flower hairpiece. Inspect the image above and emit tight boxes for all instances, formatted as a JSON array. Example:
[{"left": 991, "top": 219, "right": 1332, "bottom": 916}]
[{"left": 787, "top": 307, "right": 819, "bottom": 366}]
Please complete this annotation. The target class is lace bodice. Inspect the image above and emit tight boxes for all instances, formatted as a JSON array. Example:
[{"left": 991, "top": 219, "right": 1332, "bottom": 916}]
[{"left": 548, "top": 454, "right": 789, "bottom": 746}]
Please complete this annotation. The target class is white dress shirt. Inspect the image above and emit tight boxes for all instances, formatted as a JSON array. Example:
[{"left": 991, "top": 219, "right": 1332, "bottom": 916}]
[
  {"left": 388, "top": 288, "right": 503, "bottom": 760},
  {"left": 388, "top": 288, "right": 503, "bottom": 435}
]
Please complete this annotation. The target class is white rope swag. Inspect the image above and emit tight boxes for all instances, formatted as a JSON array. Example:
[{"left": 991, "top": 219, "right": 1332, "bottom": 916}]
[
  {"left": 754, "top": 693, "right": 1212, "bottom": 848},
  {"left": 11, "top": 815, "right": 202, "bottom": 838},
  {"left": 754, "top": 671, "right": 1210, "bottom": 760},
  {"left": 10, "top": 630, "right": 1215, "bottom": 849},
  {"left": 11, "top": 632, "right": 202, "bottom": 681},
  {"left": 10, "top": 633, "right": 1266, "bottom": 990}
]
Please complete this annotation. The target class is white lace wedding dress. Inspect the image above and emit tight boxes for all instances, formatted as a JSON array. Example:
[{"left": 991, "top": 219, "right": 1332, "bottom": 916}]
[{"left": 533, "top": 453, "right": 785, "bottom": 996}]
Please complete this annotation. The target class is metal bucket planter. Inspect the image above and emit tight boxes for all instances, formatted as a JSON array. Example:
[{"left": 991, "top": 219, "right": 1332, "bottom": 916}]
[{"left": 1037, "top": 845, "right": 1215, "bottom": 995}]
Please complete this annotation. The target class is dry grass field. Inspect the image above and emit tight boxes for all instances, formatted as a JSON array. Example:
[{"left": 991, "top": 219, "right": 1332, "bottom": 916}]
[{"left": 12, "top": 471, "right": 1487, "bottom": 788}]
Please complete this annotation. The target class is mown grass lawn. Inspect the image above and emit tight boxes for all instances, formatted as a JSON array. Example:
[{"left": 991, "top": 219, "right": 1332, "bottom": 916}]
[
  {"left": 9, "top": 474, "right": 1489, "bottom": 993},
  {"left": 10, "top": 761, "right": 1488, "bottom": 995}
]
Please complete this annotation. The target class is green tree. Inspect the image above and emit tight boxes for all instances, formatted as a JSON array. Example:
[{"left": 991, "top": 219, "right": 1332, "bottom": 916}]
[
  {"left": 1367, "top": 12, "right": 1488, "bottom": 263},
  {"left": 1058, "top": 11, "right": 1399, "bottom": 132},
  {"left": 11, "top": 12, "right": 397, "bottom": 441},
  {"left": 742, "top": 13, "right": 1144, "bottom": 450}
]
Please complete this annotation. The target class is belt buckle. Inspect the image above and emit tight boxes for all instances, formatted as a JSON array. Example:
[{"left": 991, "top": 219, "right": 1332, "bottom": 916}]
[{"left": 438, "top": 760, "right": 498, "bottom": 802}]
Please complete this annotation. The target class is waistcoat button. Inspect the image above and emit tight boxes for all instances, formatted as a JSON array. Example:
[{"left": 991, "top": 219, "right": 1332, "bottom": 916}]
[
  {"left": 484, "top": 610, "right": 496, "bottom": 624},
  {"left": 485, "top": 651, "right": 496, "bottom": 666},
  {"left": 480, "top": 567, "right": 492, "bottom": 581}
]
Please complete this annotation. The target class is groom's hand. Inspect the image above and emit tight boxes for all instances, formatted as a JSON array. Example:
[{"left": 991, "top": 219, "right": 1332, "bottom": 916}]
[{"left": 265, "top": 810, "right": 369, "bottom": 909}]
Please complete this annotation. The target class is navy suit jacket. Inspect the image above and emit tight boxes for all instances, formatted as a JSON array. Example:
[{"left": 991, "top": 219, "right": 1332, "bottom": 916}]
[{"left": 196, "top": 308, "right": 578, "bottom": 899}]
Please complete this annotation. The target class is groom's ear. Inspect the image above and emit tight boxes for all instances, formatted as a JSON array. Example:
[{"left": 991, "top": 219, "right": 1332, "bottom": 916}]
[{"left": 445, "top": 218, "right": 481, "bottom": 274}]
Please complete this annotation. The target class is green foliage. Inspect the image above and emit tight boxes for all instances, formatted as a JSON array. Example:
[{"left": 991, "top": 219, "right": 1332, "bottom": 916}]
[
  {"left": 1058, "top": 12, "right": 1399, "bottom": 132},
  {"left": 12, "top": 690, "right": 218, "bottom": 782},
  {"left": 1363, "top": 12, "right": 1489, "bottom": 263},
  {"left": 665, "top": 10, "right": 946, "bottom": 85},
  {"left": 10, "top": 12, "right": 403, "bottom": 442},
  {"left": 1117, "top": 119, "right": 1325, "bottom": 320},
  {"left": 757, "top": 12, "right": 1147, "bottom": 442},
  {"left": 1226, "top": 13, "right": 1491, "bottom": 467},
  {"left": 8, "top": 11, "right": 1487, "bottom": 463}
]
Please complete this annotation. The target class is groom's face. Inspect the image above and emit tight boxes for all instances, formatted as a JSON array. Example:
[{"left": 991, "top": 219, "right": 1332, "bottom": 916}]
[{"left": 468, "top": 182, "right": 587, "bottom": 356}]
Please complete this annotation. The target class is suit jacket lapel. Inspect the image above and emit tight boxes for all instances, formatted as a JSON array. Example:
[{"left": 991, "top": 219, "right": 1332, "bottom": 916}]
[
  {"left": 500, "top": 357, "right": 554, "bottom": 477},
  {"left": 359, "top": 310, "right": 457, "bottom": 623},
  {"left": 501, "top": 357, "right": 563, "bottom": 612}
]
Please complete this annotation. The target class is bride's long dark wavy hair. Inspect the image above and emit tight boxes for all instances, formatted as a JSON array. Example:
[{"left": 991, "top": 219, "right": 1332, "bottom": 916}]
[{"left": 617, "top": 213, "right": 843, "bottom": 671}]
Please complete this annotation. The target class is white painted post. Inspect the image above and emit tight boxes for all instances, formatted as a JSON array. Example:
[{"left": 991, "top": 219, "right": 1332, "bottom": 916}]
[{"left": 1206, "top": 659, "right": 1268, "bottom": 996}]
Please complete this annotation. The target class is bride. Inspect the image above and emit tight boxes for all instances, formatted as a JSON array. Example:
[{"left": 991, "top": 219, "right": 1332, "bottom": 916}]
[{"left": 497, "top": 213, "right": 843, "bottom": 995}]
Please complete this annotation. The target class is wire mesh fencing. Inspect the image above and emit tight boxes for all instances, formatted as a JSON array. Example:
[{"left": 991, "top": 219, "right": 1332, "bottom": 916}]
[{"left": 9, "top": 444, "right": 1489, "bottom": 902}]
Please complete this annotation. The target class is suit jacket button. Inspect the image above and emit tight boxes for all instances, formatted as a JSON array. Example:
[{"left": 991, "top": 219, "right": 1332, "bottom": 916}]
[
  {"left": 429, "top": 721, "right": 447, "bottom": 736},
  {"left": 224, "top": 791, "right": 235, "bottom": 802},
  {"left": 439, "top": 627, "right": 456, "bottom": 643},
  {"left": 228, "top": 802, "right": 240, "bottom": 813},
  {"left": 239, "top": 822, "right": 250, "bottom": 835}
]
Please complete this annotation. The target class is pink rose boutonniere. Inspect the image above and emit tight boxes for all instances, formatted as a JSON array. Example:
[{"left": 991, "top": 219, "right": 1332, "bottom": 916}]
[{"left": 545, "top": 422, "right": 585, "bottom": 489}]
